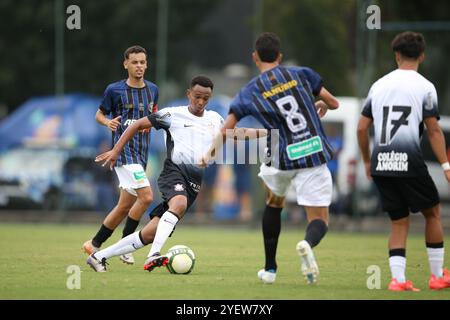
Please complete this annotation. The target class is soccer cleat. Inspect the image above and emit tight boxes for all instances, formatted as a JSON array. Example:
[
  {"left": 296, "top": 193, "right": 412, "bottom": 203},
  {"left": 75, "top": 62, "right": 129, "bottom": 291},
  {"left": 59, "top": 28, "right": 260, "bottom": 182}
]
[
  {"left": 82, "top": 240, "right": 99, "bottom": 256},
  {"left": 257, "top": 269, "right": 277, "bottom": 284},
  {"left": 388, "top": 279, "right": 420, "bottom": 292},
  {"left": 429, "top": 268, "right": 450, "bottom": 290},
  {"left": 143, "top": 252, "right": 168, "bottom": 272},
  {"left": 119, "top": 253, "right": 135, "bottom": 265},
  {"left": 86, "top": 254, "right": 108, "bottom": 272},
  {"left": 296, "top": 240, "right": 319, "bottom": 284}
]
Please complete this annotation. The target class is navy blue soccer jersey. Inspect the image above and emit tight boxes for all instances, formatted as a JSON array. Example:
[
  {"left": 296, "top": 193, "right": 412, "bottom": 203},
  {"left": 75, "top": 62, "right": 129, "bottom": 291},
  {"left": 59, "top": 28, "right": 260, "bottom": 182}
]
[
  {"left": 229, "top": 66, "right": 333, "bottom": 170},
  {"left": 99, "top": 79, "right": 159, "bottom": 168}
]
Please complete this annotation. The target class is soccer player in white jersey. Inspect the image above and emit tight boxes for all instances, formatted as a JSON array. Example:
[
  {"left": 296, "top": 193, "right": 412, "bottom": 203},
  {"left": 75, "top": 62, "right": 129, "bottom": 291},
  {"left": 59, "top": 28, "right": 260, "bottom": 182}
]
[
  {"left": 358, "top": 31, "right": 450, "bottom": 291},
  {"left": 86, "top": 76, "right": 266, "bottom": 272}
]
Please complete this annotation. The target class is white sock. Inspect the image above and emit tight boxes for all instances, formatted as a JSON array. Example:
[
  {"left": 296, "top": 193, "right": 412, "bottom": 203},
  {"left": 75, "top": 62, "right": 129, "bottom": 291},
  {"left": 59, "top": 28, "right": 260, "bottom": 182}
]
[
  {"left": 427, "top": 247, "right": 444, "bottom": 278},
  {"left": 389, "top": 256, "right": 406, "bottom": 283},
  {"left": 148, "top": 211, "right": 179, "bottom": 257},
  {"left": 95, "top": 231, "right": 144, "bottom": 260}
]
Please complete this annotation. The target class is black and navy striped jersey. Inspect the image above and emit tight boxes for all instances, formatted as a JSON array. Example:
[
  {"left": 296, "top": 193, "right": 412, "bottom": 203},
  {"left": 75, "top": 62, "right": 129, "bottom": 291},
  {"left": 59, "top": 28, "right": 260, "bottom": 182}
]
[
  {"left": 229, "top": 65, "right": 333, "bottom": 170},
  {"left": 99, "top": 79, "right": 159, "bottom": 168}
]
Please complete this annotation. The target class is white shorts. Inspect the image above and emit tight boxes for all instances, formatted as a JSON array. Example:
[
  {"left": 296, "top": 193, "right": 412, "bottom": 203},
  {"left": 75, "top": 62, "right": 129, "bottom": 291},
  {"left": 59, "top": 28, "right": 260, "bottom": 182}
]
[
  {"left": 258, "top": 163, "right": 332, "bottom": 207},
  {"left": 114, "top": 164, "right": 150, "bottom": 197}
]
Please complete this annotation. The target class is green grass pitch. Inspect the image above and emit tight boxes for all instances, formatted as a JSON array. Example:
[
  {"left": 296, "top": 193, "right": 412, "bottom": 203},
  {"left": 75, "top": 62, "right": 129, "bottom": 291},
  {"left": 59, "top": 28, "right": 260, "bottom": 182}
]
[{"left": 1, "top": 222, "right": 449, "bottom": 300}]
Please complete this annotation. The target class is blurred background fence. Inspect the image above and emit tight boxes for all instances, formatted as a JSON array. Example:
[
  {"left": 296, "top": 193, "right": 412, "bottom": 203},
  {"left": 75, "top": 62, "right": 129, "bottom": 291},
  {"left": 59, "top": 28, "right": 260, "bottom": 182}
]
[{"left": 1, "top": 0, "right": 450, "bottom": 230}]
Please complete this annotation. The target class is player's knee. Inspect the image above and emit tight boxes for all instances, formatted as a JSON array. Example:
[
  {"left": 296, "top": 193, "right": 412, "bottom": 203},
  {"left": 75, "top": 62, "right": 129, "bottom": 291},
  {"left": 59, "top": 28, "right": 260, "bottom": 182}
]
[
  {"left": 423, "top": 207, "right": 441, "bottom": 220},
  {"left": 169, "top": 198, "right": 187, "bottom": 215},
  {"left": 139, "top": 193, "right": 153, "bottom": 207},
  {"left": 266, "top": 194, "right": 284, "bottom": 208},
  {"left": 116, "top": 203, "right": 133, "bottom": 214}
]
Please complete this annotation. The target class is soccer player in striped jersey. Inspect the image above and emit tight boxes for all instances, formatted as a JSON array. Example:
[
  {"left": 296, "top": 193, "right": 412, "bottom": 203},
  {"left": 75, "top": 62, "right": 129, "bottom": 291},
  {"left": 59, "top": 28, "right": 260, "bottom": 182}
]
[
  {"left": 203, "top": 32, "right": 339, "bottom": 284},
  {"left": 358, "top": 31, "right": 450, "bottom": 291},
  {"left": 82, "top": 45, "right": 159, "bottom": 265}
]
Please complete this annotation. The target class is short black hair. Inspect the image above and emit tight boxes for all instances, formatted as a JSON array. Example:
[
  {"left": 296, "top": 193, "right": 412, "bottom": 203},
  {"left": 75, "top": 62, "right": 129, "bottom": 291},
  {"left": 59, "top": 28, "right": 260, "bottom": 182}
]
[
  {"left": 191, "top": 75, "right": 214, "bottom": 90},
  {"left": 391, "top": 31, "right": 425, "bottom": 59},
  {"left": 255, "top": 32, "right": 281, "bottom": 63},
  {"left": 124, "top": 45, "right": 147, "bottom": 60}
]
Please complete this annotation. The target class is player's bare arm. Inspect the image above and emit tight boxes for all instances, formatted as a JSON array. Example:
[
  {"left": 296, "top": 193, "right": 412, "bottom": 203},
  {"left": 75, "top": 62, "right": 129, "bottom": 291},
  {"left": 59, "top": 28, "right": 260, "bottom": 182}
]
[
  {"left": 95, "top": 109, "right": 121, "bottom": 132},
  {"left": 424, "top": 117, "right": 450, "bottom": 183},
  {"left": 96, "top": 117, "right": 152, "bottom": 169},
  {"left": 230, "top": 128, "right": 268, "bottom": 140},
  {"left": 200, "top": 113, "right": 238, "bottom": 166},
  {"left": 357, "top": 115, "right": 373, "bottom": 180},
  {"left": 318, "top": 87, "right": 339, "bottom": 109}
]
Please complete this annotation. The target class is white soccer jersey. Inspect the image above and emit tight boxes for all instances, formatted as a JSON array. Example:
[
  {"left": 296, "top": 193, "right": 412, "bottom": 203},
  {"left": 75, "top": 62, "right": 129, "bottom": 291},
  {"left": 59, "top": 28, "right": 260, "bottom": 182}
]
[
  {"left": 362, "top": 69, "right": 439, "bottom": 177},
  {"left": 147, "top": 106, "right": 223, "bottom": 179}
]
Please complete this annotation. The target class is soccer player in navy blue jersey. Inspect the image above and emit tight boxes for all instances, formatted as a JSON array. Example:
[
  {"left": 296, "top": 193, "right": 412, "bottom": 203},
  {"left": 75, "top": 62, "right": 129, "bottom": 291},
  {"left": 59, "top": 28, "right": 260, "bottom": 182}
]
[
  {"left": 82, "top": 45, "right": 159, "bottom": 265},
  {"left": 203, "top": 32, "right": 339, "bottom": 284}
]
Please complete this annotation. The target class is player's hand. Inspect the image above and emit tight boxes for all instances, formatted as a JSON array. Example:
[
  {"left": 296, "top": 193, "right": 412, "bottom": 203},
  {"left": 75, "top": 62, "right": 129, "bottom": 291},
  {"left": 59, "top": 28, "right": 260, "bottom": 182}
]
[
  {"left": 199, "top": 156, "right": 209, "bottom": 168},
  {"left": 444, "top": 170, "right": 450, "bottom": 184},
  {"left": 95, "top": 150, "right": 117, "bottom": 170},
  {"left": 315, "top": 100, "right": 328, "bottom": 118},
  {"left": 364, "top": 161, "right": 372, "bottom": 180},
  {"left": 108, "top": 116, "right": 121, "bottom": 132}
]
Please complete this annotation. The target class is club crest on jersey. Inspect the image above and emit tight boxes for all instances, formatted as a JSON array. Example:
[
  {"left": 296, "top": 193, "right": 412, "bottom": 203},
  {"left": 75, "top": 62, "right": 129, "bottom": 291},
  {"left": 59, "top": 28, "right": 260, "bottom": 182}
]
[
  {"left": 174, "top": 184, "right": 185, "bottom": 191},
  {"left": 147, "top": 102, "right": 154, "bottom": 111}
]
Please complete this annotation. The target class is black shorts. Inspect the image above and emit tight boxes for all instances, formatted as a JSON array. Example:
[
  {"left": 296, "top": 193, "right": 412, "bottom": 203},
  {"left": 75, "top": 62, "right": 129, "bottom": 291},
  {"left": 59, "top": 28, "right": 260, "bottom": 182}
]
[
  {"left": 372, "top": 175, "right": 440, "bottom": 220},
  {"left": 149, "top": 159, "right": 200, "bottom": 219}
]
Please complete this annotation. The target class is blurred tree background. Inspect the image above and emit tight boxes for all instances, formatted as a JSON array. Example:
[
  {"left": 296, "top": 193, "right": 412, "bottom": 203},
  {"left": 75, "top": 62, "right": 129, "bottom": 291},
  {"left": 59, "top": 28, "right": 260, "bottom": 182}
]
[{"left": 1, "top": 0, "right": 449, "bottom": 115}]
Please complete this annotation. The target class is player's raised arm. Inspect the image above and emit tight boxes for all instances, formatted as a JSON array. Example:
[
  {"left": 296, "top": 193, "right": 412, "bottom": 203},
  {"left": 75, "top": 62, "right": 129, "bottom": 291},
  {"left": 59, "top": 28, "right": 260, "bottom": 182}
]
[
  {"left": 96, "top": 117, "right": 152, "bottom": 170},
  {"left": 227, "top": 128, "right": 268, "bottom": 140},
  {"left": 317, "top": 87, "right": 339, "bottom": 108}
]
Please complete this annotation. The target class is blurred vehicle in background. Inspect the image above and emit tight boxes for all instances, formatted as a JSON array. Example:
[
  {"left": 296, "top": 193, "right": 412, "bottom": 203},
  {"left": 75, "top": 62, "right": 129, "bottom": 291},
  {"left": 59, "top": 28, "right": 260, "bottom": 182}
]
[
  {"left": 0, "top": 147, "right": 99, "bottom": 210},
  {"left": 421, "top": 116, "right": 450, "bottom": 215},
  {"left": 0, "top": 94, "right": 112, "bottom": 211}
]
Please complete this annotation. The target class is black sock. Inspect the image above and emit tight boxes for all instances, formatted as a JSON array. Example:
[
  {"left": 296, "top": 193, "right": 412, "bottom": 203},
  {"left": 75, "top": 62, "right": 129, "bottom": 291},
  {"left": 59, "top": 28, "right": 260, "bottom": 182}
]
[
  {"left": 92, "top": 224, "right": 113, "bottom": 248},
  {"left": 122, "top": 216, "right": 140, "bottom": 238},
  {"left": 304, "top": 219, "right": 328, "bottom": 248},
  {"left": 389, "top": 248, "right": 406, "bottom": 257},
  {"left": 262, "top": 206, "right": 282, "bottom": 271},
  {"left": 426, "top": 242, "right": 444, "bottom": 249}
]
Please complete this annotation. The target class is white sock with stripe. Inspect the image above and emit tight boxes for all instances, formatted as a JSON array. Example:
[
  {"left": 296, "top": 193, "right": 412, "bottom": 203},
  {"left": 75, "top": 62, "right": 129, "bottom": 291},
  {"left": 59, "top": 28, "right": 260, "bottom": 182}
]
[
  {"left": 389, "top": 256, "right": 406, "bottom": 283},
  {"left": 148, "top": 211, "right": 179, "bottom": 257},
  {"left": 427, "top": 247, "right": 444, "bottom": 278},
  {"left": 95, "top": 231, "right": 144, "bottom": 260}
]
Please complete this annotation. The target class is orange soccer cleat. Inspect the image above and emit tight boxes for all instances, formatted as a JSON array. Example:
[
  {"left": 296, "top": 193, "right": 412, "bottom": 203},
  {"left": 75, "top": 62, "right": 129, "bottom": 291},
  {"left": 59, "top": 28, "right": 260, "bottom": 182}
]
[
  {"left": 429, "top": 268, "right": 450, "bottom": 290},
  {"left": 388, "top": 279, "right": 420, "bottom": 292},
  {"left": 82, "top": 240, "right": 98, "bottom": 256}
]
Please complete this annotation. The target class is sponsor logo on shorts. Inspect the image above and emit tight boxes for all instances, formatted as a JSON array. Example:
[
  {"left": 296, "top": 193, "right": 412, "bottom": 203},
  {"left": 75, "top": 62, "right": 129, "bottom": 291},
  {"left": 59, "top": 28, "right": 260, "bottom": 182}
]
[
  {"left": 133, "top": 170, "right": 147, "bottom": 181},
  {"left": 174, "top": 184, "right": 185, "bottom": 191},
  {"left": 189, "top": 182, "right": 201, "bottom": 192}
]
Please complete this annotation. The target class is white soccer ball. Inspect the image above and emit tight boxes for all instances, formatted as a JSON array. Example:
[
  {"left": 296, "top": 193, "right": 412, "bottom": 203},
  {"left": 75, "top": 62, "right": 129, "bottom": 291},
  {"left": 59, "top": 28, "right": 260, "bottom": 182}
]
[{"left": 165, "top": 245, "right": 196, "bottom": 274}]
